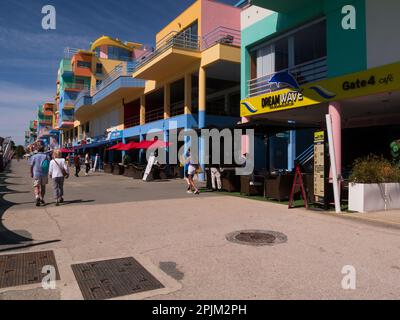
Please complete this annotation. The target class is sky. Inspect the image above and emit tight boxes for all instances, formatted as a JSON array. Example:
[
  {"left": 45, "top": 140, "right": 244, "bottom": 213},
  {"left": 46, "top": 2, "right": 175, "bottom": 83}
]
[{"left": 0, "top": 0, "right": 238, "bottom": 145}]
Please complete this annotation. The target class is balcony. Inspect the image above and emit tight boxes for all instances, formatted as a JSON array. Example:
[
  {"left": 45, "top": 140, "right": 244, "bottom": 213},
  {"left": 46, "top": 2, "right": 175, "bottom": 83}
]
[
  {"left": 63, "top": 82, "right": 90, "bottom": 92},
  {"left": 75, "top": 63, "right": 145, "bottom": 116},
  {"left": 124, "top": 115, "right": 140, "bottom": 129},
  {"left": 170, "top": 101, "right": 185, "bottom": 117},
  {"left": 132, "top": 32, "right": 202, "bottom": 81},
  {"left": 75, "top": 90, "right": 92, "bottom": 110},
  {"left": 145, "top": 107, "right": 164, "bottom": 123},
  {"left": 202, "top": 27, "right": 241, "bottom": 50},
  {"left": 248, "top": 57, "right": 328, "bottom": 97}
]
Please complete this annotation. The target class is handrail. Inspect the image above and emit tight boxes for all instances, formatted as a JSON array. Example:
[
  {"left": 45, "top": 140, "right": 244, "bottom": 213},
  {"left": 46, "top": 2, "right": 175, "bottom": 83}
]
[
  {"left": 133, "top": 31, "right": 201, "bottom": 73},
  {"left": 64, "top": 47, "right": 81, "bottom": 59},
  {"left": 202, "top": 27, "right": 241, "bottom": 50},
  {"left": 170, "top": 101, "right": 185, "bottom": 117},
  {"left": 91, "top": 62, "right": 136, "bottom": 97},
  {"left": 248, "top": 57, "right": 327, "bottom": 97},
  {"left": 145, "top": 107, "right": 164, "bottom": 123}
]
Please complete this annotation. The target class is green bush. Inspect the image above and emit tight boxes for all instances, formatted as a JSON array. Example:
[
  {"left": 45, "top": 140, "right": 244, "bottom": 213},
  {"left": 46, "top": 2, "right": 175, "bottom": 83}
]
[{"left": 349, "top": 155, "right": 400, "bottom": 184}]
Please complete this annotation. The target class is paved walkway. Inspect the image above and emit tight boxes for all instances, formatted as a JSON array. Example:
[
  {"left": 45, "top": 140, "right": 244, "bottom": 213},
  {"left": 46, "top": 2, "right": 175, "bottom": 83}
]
[{"left": 1, "top": 160, "right": 400, "bottom": 299}]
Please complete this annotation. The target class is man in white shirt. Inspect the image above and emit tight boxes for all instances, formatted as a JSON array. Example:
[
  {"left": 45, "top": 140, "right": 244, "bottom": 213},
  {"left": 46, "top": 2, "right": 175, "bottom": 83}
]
[{"left": 49, "top": 149, "right": 69, "bottom": 206}]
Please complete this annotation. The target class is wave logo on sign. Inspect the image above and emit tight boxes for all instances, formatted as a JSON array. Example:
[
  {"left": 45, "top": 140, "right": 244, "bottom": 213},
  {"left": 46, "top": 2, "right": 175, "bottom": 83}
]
[
  {"left": 241, "top": 101, "right": 258, "bottom": 113},
  {"left": 269, "top": 71, "right": 337, "bottom": 99}
]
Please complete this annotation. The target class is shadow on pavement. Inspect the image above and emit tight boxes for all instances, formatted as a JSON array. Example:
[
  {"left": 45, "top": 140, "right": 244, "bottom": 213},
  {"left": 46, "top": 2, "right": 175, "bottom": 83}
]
[{"left": 0, "top": 164, "right": 34, "bottom": 248}]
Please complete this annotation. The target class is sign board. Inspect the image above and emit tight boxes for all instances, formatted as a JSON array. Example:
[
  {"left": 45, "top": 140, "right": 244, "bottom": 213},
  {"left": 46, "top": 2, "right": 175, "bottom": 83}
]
[
  {"left": 143, "top": 155, "right": 156, "bottom": 181},
  {"left": 241, "top": 61, "right": 400, "bottom": 117},
  {"left": 313, "top": 130, "right": 329, "bottom": 208}
]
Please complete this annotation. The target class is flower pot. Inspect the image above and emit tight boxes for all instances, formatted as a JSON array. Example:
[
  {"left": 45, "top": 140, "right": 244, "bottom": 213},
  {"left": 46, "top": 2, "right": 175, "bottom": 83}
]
[{"left": 348, "top": 183, "right": 400, "bottom": 213}]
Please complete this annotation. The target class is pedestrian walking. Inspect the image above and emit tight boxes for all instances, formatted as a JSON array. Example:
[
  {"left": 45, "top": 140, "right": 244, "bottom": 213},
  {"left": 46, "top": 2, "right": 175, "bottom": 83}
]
[
  {"left": 29, "top": 144, "right": 50, "bottom": 207},
  {"left": 183, "top": 149, "right": 192, "bottom": 193},
  {"left": 74, "top": 154, "right": 81, "bottom": 177},
  {"left": 185, "top": 149, "right": 200, "bottom": 195},
  {"left": 85, "top": 152, "right": 91, "bottom": 176},
  {"left": 210, "top": 166, "right": 222, "bottom": 191},
  {"left": 49, "top": 149, "right": 69, "bottom": 206}
]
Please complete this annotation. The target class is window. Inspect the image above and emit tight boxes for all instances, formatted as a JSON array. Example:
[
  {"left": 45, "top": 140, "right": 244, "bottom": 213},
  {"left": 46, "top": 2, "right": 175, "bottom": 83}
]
[
  {"left": 108, "top": 46, "right": 131, "bottom": 61},
  {"left": 294, "top": 20, "right": 326, "bottom": 65},
  {"left": 251, "top": 19, "right": 326, "bottom": 78},
  {"left": 96, "top": 80, "right": 102, "bottom": 87},
  {"left": 77, "top": 61, "right": 91, "bottom": 69},
  {"left": 96, "top": 63, "right": 103, "bottom": 74}
]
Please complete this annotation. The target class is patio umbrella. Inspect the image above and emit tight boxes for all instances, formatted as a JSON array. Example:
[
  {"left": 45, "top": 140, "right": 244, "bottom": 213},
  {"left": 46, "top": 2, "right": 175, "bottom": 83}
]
[
  {"left": 118, "top": 141, "right": 139, "bottom": 151},
  {"left": 59, "top": 148, "right": 75, "bottom": 153},
  {"left": 107, "top": 142, "right": 125, "bottom": 151},
  {"left": 135, "top": 140, "right": 171, "bottom": 150}
]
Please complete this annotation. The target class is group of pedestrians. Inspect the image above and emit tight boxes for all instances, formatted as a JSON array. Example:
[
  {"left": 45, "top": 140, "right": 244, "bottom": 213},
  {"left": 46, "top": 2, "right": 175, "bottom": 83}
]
[
  {"left": 183, "top": 149, "right": 222, "bottom": 195},
  {"left": 30, "top": 146, "right": 93, "bottom": 207}
]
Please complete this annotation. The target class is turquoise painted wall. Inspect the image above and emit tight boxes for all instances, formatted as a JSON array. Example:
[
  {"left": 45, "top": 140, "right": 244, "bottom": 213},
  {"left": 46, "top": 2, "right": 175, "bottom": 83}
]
[
  {"left": 241, "top": 0, "right": 367, "bottom": 99},
  {"left": 324, "top": 0, "right": 366, "bottom": 77}
]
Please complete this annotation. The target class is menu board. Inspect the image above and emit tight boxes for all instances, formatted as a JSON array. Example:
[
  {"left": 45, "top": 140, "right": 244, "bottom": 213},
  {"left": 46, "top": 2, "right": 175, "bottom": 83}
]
[{"left": 314, "top": 131, "right": 325, "bottom": 202}]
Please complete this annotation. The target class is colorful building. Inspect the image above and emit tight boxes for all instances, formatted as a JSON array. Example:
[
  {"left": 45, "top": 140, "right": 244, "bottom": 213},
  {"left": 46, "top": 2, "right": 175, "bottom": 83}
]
[
  {"left": 72, "top": 0, "right": 242, "bottom": 172},
  {"left": 61, "top": 36, "right": 149, "bottom": 151},
  {"left": 240, "top": 0, "right": 400, "bottom": 185}
]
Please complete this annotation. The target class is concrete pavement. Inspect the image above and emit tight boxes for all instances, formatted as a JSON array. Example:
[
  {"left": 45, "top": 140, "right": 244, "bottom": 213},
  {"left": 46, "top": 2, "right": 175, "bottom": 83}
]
[{"left": 1, "top": 160, "right": 400, "bottom": 299}]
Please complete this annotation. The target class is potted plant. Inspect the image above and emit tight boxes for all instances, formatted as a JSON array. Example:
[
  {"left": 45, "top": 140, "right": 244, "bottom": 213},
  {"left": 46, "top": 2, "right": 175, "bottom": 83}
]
[{"left": 348, "top": 155, "right": 400, "bottom": 212}]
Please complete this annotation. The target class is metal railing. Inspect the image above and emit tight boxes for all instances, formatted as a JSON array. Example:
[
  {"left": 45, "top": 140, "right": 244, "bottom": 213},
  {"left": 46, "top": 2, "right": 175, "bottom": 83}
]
[
  {"left": 64, "top": 47, "right": 80, "bottom": 59},
  {"left": 202, "top": 27, "right": 241, "bottom": 50},
  {"left": 170, "top": 101, "right": 185, "bottom": 117},
  {"left": 124, "top": 115, "right": 140, "bottom": 128},
  {"left": 133, "top": 31, "right": 201, "bottom": 72},
  {"left": 296, "top": 144, "right": 314, "bottom": 166},
  {"left": 91, "top": 62, "right": 136, "bottom": 97},
  {"left": 64, "top": 82, "right": 90, "bottom": 91},
  {"left": 248, "top": 57, "right": 328, "bottom": 97},
  {"left": 145, "top": 107, "right": 164, "bottom": 123}
]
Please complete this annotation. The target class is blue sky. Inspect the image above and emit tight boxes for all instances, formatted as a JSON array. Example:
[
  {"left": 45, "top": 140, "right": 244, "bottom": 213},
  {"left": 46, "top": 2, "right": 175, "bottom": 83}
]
[{"left": 0, "top": 0, "right": 238, "bottom": 145}]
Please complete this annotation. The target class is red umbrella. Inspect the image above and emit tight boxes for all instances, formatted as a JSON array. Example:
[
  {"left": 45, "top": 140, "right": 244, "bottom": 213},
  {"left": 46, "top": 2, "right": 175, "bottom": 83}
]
[
  {"left": 107, "top": 142, "right": 125, "bottom": 151},
  {"left": 135, "top": 140, "right": 171, "bottom": 149},
  {"left": 118, "top": 141, "right": 139, "bottom": 151},
  {"left": 60, "top": 148, "right": 74, "bottom": 153}
]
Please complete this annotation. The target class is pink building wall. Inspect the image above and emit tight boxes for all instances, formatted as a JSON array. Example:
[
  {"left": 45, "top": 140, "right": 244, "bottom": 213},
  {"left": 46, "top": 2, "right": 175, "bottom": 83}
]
[{"left": 201, "top": 0, "right": 241, "bottom": 37}]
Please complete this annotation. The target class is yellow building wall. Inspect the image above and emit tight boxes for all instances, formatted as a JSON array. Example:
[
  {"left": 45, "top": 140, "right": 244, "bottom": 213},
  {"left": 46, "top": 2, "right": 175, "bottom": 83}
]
[
  {"left": 90, "top": 58, "right": 126, "bottom": 93},
  {"left": 156, "top": 0, "right": 201, "bottom": 46}
]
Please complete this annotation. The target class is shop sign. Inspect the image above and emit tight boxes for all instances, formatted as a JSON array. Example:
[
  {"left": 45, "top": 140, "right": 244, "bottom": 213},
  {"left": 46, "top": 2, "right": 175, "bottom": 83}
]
[
  {"left": 241, "top": 61, "right": 400, "bottom": 117},
  {"left": 108, "top": 130, "right": 123, "bottom": 141}
]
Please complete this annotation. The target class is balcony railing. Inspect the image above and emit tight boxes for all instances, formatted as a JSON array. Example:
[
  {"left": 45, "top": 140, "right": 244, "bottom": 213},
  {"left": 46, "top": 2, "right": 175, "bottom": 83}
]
[
  {"left": 133, "top": 31, "right": 201, "bottom": 73},
  {"left": 91, "top": 62, "right": 136, "bottom": 97},
  {"left": 248, "top": 57, "right": 328, "bottom": 97},
  {"left": 170, "top": 101, "right": 185, "bottom": 117},
  {"left": 145, "top": 107, "right": 164, "bottom": 123},
  {"left": 124, "top": 115, "right": 140, "bottom": 128},
  {"left": 202, "top": 27, "right": 241, "bottom": 50},
  {"left": 64, "top": 47, "right": 80, "bottom": 59},
  {"left": 64, "top": 82, "right": 90, "bottom": 91}
]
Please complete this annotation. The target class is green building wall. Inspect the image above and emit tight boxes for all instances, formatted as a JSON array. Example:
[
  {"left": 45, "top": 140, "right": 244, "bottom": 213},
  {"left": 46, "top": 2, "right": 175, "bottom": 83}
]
[{"left": 241, "top": 0, "right": 367, "bottom": 99}]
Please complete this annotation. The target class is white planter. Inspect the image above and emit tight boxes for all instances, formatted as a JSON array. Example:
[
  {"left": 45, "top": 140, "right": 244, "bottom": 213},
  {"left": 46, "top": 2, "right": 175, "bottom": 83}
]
[{"left": 348, "top": 183, "right": 400, "bottom": 213}]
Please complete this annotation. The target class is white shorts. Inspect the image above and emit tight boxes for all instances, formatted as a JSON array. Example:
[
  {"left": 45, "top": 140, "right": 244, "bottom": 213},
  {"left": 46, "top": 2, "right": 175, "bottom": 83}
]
[
  {"left": 33, "top": 177, "right": 48, "bottom": 187},
  {"left": 188, "top": 165, "right": 197, "bottom": 176}
]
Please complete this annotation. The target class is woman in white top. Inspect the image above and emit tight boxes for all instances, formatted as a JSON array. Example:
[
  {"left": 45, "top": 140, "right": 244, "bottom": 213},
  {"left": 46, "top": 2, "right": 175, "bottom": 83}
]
[{"left": 49, "top": 149, "right": 69, "bottom": 206}]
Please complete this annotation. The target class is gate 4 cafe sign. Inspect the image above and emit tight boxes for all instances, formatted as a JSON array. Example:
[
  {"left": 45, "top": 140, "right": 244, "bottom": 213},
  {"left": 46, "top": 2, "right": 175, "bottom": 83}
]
[{"left": 241, "top": 61, "right": 400, "bottom": 117}]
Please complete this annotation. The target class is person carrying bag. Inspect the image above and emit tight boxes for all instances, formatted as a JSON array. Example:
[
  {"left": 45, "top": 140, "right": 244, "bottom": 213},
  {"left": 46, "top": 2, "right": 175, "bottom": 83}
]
[{"left": 49, "top": 149, "right": 70, "bottom": 206}]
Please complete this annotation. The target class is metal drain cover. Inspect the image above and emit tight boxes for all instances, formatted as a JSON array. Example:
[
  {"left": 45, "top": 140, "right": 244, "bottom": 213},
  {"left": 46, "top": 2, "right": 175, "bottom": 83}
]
[
  {"left": 71, "top": 257, "right": 164, "bottom": 300},
  {"left": 226, "top": 230, "right": 287, "bottom": 246},
  {"left": 0, "top": 251, "right": 60, "bottom": 289}
]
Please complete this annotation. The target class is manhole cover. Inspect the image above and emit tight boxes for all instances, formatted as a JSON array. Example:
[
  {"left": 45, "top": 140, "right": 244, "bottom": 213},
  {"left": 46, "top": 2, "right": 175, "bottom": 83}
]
[
  {"left": 226, "top": 230, "right": 287, "bottom": 246},
  {"left": 0, "top": 251, "right": 60, "bottom": 289},
  {"left": 71, "top": 257, "right": 164, "bottom": 300}
]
